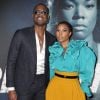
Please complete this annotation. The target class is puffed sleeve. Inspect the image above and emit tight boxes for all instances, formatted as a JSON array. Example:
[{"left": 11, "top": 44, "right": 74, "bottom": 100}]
[
  {"left": 79, "top": 46, "right": 96, "bottom": 97},
  {"left": 49, "top": 42, "right": 63, "bottom": 79},
  {"left": 49, "top": 51, "right": 55, "bottom": 79}
]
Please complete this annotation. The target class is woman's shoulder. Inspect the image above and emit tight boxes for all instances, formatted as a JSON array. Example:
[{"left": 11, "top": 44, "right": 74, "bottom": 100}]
[
  {"left": 70, "top": 40, "right": 96, "bottom": 56},
  {"left": 80, "top": 42, "right": 96, "bottom": 59},
  {"left": 70, "top": 39, "right": 87, "bottom": 44},
  {"left": 49, "top": 42, "right": 61, "bottom": 50},
  {"left": 68, "top": 40, "right": 87, "bottom": 50},
  {"left": 49, "top": 42, "right": 63, "bottom": 55}
]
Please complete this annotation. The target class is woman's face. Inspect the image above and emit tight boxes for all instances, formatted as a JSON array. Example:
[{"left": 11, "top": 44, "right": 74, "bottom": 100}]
[
  {"left": 56, "top": 24, "right": 72, "bottom": 44},
  {"left": 57, "top": 0, "right": 97, "bottom": 39}
]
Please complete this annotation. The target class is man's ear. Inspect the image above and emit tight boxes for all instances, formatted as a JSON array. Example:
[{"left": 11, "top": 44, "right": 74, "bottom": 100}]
[{"left": 47, "top": 15, "right": 50, "bottom": 24}]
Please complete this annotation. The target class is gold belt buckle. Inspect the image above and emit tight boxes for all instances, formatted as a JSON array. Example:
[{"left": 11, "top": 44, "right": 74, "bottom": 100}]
[{"left": 64, "top": 75, "right": 67, "bottom": 78}]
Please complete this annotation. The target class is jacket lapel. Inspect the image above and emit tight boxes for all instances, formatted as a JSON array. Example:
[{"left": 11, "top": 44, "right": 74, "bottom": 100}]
[
  {"left": 45, "top": 31, "right": 50, "bottom": 67},
  {"left": 45, "top": 31, "right": 50, "bottom": 85}
]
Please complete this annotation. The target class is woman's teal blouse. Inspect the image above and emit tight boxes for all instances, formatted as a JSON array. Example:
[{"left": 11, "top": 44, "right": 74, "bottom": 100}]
[{"left": 49, "top": 40, "right": 96, "bottom": 97}]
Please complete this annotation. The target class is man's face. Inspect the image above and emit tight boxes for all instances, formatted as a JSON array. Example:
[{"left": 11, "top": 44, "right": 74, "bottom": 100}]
[
  {"left": 33, "top": 4, "right": 49, "bottom": 26},
  {"left": 57, "top": 0, "right": 97, "bottom": 39}
]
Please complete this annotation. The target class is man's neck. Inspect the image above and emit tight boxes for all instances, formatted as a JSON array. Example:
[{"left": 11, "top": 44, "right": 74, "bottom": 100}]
[
  {"left": 34, "top": 25, "right": 46, "bottom": 36},
  {"left": 34, "top": 25, "right": 46, "bottom": 50}
]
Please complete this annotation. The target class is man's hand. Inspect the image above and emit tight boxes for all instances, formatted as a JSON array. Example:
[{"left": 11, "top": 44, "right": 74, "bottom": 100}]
[{"left": 8, "top": 90, "right": 17, "bottom": 100}]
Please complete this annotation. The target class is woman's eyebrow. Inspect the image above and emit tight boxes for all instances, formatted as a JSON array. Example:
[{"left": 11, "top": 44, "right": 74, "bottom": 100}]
[{"left": 86, "top": 0, "right": 95, "bottom": 2}]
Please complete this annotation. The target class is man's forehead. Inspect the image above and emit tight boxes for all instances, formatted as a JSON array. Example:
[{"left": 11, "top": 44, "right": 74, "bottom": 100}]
[{"left": 35, "top": 4, "right": 46, "bottom": 10}]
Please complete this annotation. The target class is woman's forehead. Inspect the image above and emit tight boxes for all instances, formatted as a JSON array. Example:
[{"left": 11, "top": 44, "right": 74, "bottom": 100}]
[{"left": 59, "top": 0, "right": 96, "bottom": 3}]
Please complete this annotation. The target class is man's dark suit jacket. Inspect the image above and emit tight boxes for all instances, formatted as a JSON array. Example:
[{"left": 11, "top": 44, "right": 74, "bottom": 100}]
[{"left": 6, "top": 26, "right": 56, "bottom": 95}]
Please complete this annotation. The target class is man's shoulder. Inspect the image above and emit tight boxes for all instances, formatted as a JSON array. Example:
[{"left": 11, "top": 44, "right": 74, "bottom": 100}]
[
  {"left": 14, "top": 26, "right": 33, "bottom": 37},
  {"left": 16, "top": 26, "right": 33, "bottom": 33},
  {"left": 46, "top": 31, "right": 55, "bottom": 38}
]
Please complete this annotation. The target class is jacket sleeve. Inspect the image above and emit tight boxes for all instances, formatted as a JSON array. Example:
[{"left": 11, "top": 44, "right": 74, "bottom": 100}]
[{"left": 6, "top": 30, "right": 22, "bottom": 87}]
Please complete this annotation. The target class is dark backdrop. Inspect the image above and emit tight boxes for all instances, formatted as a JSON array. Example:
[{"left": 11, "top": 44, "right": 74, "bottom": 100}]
[{"left": 0, "top": 0, "right": 100, "bottom": 99}]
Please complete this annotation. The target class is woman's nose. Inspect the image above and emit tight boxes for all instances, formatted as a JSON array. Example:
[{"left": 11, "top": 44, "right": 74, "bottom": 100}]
[
  {"left": 59, "top": 31, "right": 63, "bottom": 35},
  {"left": 72, "top": 6, "right": 85, "bottom": 20}
]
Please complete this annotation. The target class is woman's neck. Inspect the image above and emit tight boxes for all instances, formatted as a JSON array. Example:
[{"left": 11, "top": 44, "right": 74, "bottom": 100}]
[{"left": 61, "top": 40, "right": 69, "bottom": 49}]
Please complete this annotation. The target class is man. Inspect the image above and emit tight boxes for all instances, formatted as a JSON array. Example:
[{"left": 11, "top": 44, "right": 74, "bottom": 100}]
[{"left": 6, "top": 3, "right": 56, "bottom": 100}]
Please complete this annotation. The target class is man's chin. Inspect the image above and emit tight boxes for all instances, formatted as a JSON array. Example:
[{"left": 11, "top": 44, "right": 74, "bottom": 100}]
[{"left": 36, "top": 22, "right": 47, "bottom": 26}]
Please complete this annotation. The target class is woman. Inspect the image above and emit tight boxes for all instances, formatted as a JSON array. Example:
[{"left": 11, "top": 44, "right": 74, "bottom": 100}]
[
  {"left": 48, "top": 0, "right": 99, "bottom": 56},
  {"left": 47, "top": 0, "right": 100, "bottom": 98},
  {"left": 46, "top": 21, "right": 96, "bottom": 100}
]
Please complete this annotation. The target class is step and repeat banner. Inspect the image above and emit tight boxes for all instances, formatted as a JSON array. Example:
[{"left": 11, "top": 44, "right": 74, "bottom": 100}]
[{"left": 0, "top": 0, "right": 100, "bottom": 99}]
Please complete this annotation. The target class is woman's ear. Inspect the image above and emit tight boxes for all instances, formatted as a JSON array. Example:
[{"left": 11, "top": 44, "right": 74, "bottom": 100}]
[
  {"left": 69, "top": 32, "right": 72, "bottom": 38},
  {"left": 69, "top": 32, "right": 72, "bottom": 36}
]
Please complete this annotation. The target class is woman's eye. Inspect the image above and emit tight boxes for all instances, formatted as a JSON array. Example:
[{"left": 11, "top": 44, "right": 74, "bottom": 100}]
[
  {"left": 61, "top": 2, "right": 74, "bottom": 10},
  {"left": 64, "top": 4, "right": 74, "bottom": 10},
  {"left": 86, "top": 4, "right": 95, "bottom": 9},
  {"left": 56, "top": 29, "right": 59, "bottom": 32},
  {"left": 63, "top": 30, "right": 68, "bottom": 32}
]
